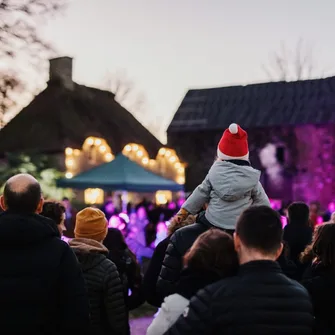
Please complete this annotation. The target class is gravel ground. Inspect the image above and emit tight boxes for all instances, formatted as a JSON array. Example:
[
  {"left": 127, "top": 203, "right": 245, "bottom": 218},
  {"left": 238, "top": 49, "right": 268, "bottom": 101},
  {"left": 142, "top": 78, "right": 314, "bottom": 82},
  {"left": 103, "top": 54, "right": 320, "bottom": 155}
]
[{"left": 130, "top": 316, "right": 154, "bottom": 335}]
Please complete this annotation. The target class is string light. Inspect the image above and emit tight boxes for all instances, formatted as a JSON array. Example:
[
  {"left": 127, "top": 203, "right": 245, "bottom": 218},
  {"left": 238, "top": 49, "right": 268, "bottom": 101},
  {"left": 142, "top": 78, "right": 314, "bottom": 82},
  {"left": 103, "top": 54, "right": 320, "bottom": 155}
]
[
  {"left": 66, "top": 159, "right": 74, "bottom": 167},
  {"left": 99, "top": 145, "right": 107, "bottom": 153},
  {"left": 65, "top": 172, "right": 73, "bottom": 179},
  {"left": 177, "top": 176, "right": 185, "bottom": 184},
  {"left": 169, "top": 156, "right": 177, "bottom": 163},
  {"left": 125, "top": 145, "right": 132, "bottom": 152},
  {"left": 166, "top": 150, "right": 171, "bottom": 157},
  {"left": 95, "top": 139, "right": 102, "bottom": 146},
  {"left": 175, "top": 162, "right": 181, "bottom": 169},
  {"left": 105, "top": 153, "right": 113, "bottom": 162},
  {"left": 74, "top": 149, "right": 81, "bottom": 156},
  {"left": 159, "top": 148, "right": 166, "bottom": 155},
  {"left": 178, "top": 167, "right": 184, "bottom": 174},
  {"left": 87, "top": 137, "right": 94, "bottom": 145},
  {"left": 65, "top": 147, "right": 73, "bottom": 155},
  {"left": 132, "top": 144, "right": 139, "bottom": 151},
  {"left": 137, "top": 150, "right": 143, "bottom": 158},
  {"left": 142, "top": 157, "right": 149, "bottom": 165}
]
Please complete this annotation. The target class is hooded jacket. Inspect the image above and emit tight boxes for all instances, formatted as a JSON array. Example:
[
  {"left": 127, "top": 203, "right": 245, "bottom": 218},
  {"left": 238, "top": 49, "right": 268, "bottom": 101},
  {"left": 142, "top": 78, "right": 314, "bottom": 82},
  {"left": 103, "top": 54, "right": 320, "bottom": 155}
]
[
  {"left": 70, "top": 238, "right": 127, "bottom": 335},
  {"left": 182, "top": 160, "right": 270, "bottom": 230},
  {"left": 0, "top": 211, "right": 90, "bottom": 335}
]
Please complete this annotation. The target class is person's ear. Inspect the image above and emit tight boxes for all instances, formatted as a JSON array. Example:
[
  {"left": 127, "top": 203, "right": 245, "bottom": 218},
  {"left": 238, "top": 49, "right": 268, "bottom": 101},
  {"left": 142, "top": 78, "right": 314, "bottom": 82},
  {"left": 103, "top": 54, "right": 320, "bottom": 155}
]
[
  {"left": 36, "top": 197, "right": 44, "bottom": 214},
  {"left": 275, "top": 242, "right": 284, "bottom": 259},
  {"left": 233, "top": 232, "right": 241, "bottom": 252},
  {"left": 0, "top": 195, "right": 7, "bottom": 211}
]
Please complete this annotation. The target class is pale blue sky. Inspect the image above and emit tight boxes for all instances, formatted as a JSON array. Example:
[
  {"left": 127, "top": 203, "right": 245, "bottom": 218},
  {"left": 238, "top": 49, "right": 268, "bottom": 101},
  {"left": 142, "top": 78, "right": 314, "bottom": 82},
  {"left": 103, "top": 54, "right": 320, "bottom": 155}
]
[{"left": 39, "top": 0, "right": 335, "bottom": 141}]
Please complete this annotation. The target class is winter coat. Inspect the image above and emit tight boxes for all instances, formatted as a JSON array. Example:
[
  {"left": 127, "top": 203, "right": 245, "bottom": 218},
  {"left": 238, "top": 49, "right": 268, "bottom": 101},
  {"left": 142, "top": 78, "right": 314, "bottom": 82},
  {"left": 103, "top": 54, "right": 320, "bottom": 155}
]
[
  {"left": 283, "top": 223, "right": 313, "bottom": 263},
  {"left": 70, "top": 238, "right": 127, "bottom": 335},
  {"left": 143, "top": 237, "right": 171, "bottom": 307},
  {"left": 157, "top": 212, "right": 213, "bottom": 299},
  {"left": 0, "top": 211, "right": 90, "bottom": 335},
  {"left": 302, "top": 262, "right": 335, "bottom": 334},
  {"left": 182, "top": 160, "right": 270, "bottom": 230},
  {"left": 164, "top": 260, "right": 314, "bottom": 335},
  {"left": 147, "top": 269, "right": 222, "bottom": 335}
]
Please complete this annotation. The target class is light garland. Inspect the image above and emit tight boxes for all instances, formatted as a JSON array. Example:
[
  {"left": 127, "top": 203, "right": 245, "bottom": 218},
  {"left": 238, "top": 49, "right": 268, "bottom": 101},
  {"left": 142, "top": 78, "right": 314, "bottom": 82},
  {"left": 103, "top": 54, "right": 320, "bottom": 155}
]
[{"left": 64, "top": 138, "right": 185, "bottom": 205}]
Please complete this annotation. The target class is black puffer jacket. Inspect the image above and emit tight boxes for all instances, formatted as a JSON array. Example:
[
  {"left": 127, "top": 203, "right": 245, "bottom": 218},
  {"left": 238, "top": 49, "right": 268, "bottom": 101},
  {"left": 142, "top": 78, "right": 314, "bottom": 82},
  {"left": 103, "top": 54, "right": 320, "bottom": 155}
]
[
  {"left": 70, "top": 238, "right": 127, "bottom": 335},
  {"left": 157, "top": 213, "right": 213, "bottom": 298},
  {"left": 164, "top": 261, "right": 314, "bottom": 335},
  {"left": 0, "top": 211, "right": 90, "bottom": 335}
]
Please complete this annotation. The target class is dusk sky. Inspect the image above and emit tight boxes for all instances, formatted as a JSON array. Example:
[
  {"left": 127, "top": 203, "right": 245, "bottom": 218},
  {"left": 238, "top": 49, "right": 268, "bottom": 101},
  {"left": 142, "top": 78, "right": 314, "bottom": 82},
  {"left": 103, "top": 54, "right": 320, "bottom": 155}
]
[{"left": 39, "top": 0, "right": 335, "bottom": 141}]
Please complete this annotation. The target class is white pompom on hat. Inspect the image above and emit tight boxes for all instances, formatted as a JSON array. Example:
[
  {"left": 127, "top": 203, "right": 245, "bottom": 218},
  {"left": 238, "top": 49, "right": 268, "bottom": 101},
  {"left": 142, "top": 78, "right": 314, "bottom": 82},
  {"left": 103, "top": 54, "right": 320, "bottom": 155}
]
[{"left": 217, "top": 123, "right": 249, "bottom": 161}]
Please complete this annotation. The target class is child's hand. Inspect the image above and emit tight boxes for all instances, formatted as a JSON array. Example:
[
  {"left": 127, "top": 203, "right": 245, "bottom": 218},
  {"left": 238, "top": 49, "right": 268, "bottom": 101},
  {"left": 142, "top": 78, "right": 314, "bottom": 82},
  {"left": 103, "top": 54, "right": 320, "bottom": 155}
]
[{"left": 176, "top": 208, "right": 189, "bottom": 223}]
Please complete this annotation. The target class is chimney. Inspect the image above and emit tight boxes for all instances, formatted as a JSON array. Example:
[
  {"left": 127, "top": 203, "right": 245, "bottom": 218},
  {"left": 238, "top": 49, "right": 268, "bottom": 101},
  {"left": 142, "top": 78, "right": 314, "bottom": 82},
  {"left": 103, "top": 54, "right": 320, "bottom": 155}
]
[{"left": 49, "top": 56, "right": 74, "bottom": 90}]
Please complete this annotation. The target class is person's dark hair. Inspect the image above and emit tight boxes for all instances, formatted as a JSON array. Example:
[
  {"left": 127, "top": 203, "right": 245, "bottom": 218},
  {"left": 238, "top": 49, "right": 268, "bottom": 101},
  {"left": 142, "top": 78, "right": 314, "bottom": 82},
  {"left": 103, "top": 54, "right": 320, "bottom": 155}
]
[
  {"left": 103, "top": 228, "right": 140, "bottom": 277},
  {"left": 236, "top": 206, "right": 283, "bottom": 255},
  {"left": 41, "top": 201, "right": 65, "bottom": 225},
  {"left": 183, "top": 229, "right": 238, "bottom": 278},
  {"left": 301, "top": 223, "right": 335, "bottom": 269},
  {"left": 288, "top": 202, "right": 310, "bottom": 226},
  {"left": 3, "top": 182, "right": 41, "bottom": 214},
  {"left": 62, "top": 197, "right": 69, "bottom": 202}
]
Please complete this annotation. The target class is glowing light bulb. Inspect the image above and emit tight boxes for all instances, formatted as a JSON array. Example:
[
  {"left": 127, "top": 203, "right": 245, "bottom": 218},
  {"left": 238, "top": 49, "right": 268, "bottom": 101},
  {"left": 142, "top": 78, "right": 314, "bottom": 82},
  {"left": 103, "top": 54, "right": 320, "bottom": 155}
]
[
  {"left": 142, "top": 157, "right": 149, "bottom": 165},
  {"left": 178, "top": 167, "right": 184, "bottom": 174},
  {"left": 132, "top": 144, "right": 139, "bottom": 151},
  {"left": 159, "top": 148, "right": 166, "bottom": 155},
  {"left": 65, "top": 147, "right": 73, "bottom": 155},
  {"left": 149, "top": 159, "right": 155, "bottom": 166},
  {"left": 125, "top": 145, "right": 132, "bottom": 152},
  {"left": 177, "top": 176, "right": 185, "bottom": 184},
  {"left": 175, "top": 162, "right": 181, "bottom": 169},
  {"left": 65, "top": 172, "right": 73, "bottom": 179},
  {"left": 66, "top": 159, "right": 74, "bottom": 167},
  {"left": 137, "top": 150, "right": 143, "bottom": 157},
  {"left": 95, "top": 139, "right": 102, "bottom": 146},
  {"left": 87, "top": 137, "right": 94, "bottom": 145},
  {"left": 166, "top": 150, "right": 171, "bottom": 157},
  {"left": 99, "top": 145, "right": 106, "bottom": 153},
  {"left": 169, "top": 156, "right": 176, "bottom": 163},
  {"left": 105, "top": 153, "right": 113, "bottom": 162}
]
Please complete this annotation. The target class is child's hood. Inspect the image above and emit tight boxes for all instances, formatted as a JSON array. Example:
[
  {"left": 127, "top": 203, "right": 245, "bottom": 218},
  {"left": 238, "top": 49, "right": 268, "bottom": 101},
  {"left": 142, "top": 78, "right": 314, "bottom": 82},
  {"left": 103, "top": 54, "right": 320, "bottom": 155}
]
[{"left": 208, "top": 161, "right": 261, "bottom": 201}]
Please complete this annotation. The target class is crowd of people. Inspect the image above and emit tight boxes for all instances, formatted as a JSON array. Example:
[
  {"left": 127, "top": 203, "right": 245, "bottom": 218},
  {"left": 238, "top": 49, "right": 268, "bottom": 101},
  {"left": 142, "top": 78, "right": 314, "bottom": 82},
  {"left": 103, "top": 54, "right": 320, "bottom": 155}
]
[{"left": 0, "top": 123, "right": 334, "bottom": 334}]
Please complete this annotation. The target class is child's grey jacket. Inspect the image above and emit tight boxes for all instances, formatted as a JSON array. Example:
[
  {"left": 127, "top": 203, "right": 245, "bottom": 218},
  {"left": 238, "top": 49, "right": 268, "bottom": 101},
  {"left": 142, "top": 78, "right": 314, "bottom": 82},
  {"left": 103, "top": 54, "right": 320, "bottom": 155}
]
[{"left": 182, "top": 160, "right": 270, "bottom": 230}]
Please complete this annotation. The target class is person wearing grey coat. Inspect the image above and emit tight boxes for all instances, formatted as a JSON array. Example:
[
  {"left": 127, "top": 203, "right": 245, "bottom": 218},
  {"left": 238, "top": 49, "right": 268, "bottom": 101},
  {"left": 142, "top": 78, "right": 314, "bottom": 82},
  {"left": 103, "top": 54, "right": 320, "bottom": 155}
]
[{"left": 181, "top": 159, "right": 270, "bottom": 230}]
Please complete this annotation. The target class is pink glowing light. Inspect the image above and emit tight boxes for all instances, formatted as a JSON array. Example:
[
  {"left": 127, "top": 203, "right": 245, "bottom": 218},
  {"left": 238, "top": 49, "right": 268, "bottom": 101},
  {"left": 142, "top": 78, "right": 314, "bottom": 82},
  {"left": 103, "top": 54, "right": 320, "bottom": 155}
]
[
  {"left": 119, "top": 213, "right": 129, "bottom": 224},
  {"left": 317, "top": 216, "right": 323, "bottom": 225},
  {"left": 281, "top": 216, "right": 288, "bottom": 228},
  {"left": 108, "top": 215, "right": 121, "bottom": 228}
]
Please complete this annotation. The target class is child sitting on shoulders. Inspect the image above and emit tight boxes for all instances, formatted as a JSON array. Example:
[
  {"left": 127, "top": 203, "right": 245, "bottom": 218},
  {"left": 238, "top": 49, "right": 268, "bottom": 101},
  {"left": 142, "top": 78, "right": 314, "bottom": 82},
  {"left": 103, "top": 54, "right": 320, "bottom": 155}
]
[{"left": 177, "top": 123, "right": 270, "bottom": 232}]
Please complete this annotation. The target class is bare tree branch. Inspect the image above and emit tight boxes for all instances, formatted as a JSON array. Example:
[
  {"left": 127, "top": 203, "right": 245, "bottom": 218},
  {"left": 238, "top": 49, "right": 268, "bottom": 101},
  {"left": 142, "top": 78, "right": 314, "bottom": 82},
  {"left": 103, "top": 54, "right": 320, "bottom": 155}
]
[
  {"left": 262, "top": 39, "right": 323, "bottom": 81},
  {"left": 103, "top": 70, "right": 147, "bottom": 114},
  {"left": 0, "top": 0, "right": 66, "bottom": 126}
]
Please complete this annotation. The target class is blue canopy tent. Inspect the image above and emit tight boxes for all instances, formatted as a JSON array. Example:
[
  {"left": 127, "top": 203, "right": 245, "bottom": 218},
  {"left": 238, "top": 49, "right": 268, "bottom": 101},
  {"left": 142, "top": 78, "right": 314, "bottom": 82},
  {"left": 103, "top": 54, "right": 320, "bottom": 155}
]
[{"left": 57, "top": 154, "right": 184, "bottom": 192}]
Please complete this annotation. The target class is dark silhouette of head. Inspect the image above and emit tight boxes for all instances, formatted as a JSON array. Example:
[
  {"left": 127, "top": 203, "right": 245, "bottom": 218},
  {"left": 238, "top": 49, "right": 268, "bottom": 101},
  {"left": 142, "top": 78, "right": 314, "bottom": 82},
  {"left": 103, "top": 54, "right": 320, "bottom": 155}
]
[
  {"left": 0, "top": 174, "right": 43, "bottom": 214},
  {"left": 301, "top": 223, "right": 335, "bottom": 270},
  {"left": 235, "top": 206, "right": 283, "bottom": 263},
  {"left": 184, "top": 229, "right": 238, "bottom": 278},
  {"left": 288, "top": 202, "right": 310, "bottom": 226}
]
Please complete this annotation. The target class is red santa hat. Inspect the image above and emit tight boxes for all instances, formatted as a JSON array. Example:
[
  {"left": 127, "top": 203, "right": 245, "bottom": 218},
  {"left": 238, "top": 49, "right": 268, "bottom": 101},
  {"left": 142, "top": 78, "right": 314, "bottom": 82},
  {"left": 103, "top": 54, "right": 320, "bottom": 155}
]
[{"left": 217, "top": 123, "right": 249, "bottom": 161}]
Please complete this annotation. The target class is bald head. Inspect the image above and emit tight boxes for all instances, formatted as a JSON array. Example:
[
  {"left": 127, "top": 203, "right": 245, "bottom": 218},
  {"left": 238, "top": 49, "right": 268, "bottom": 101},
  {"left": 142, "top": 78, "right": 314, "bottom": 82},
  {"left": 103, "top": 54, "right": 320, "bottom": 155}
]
[{"left": 1, "top": 174, "right": 43, "bottom": 214}]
